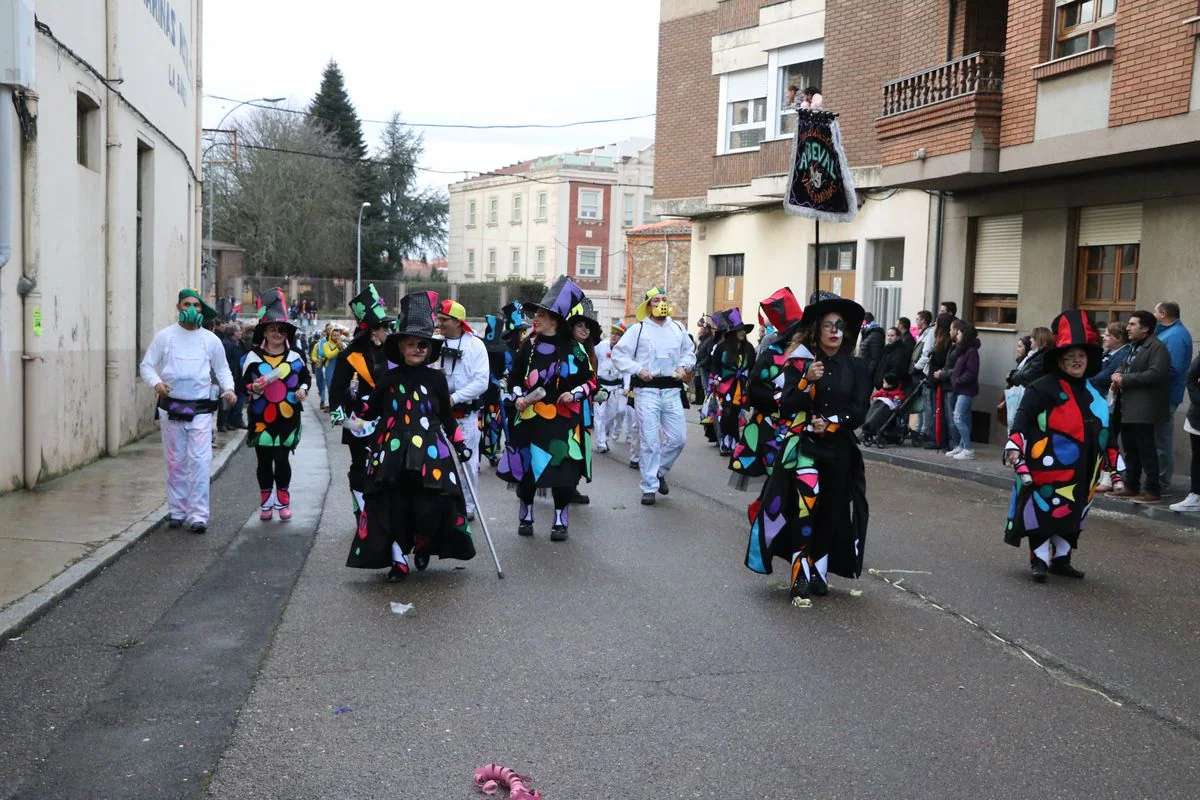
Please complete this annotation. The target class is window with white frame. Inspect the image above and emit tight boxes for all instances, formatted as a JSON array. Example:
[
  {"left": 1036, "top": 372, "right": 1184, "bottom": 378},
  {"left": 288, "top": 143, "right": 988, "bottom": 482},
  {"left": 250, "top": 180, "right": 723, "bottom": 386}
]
[
  {"left": 467, "top": 200, "right": 477, "bottom": 227},
  {"left": 576, "top": 246, "right": 601, "bottom": 278},
  {"left": 778, "top": 59, "right": 824, "bottom": 136},
  {"left": 536, "top": 191, "right": 548, "bottom": 220},
  {"left": 723, "top": 66, "right": 768, "bottom": 152},
  {"left": 510, "top": 247, "right": 521, "bottom": 275},
  {"left": 466, "top": 249, "right": 476, "bottom": 275},
  {"left": 535, "top": 247, "right": 546, "bottom": 276},
  {"left": 623, "top": 194, "right": 635, "bottom": 227},
  {"left": 511, "top": 193, "right": 522, "bottom": 223},
  {"left": 642, "top": 194, "right": 655, "bottom": 224},
  {"left": 487, "top": 248, "right": 497, "bottom": 275},
  {"left": 578, "top": 189, "right": 602, "bottom": 220},
  {"left": 488, "top": 197, "right": 498, "bottom": 225}
]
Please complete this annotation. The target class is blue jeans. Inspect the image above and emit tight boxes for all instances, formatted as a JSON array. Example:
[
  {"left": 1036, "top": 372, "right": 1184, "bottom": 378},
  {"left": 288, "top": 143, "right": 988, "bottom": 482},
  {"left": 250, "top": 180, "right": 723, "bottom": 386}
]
[
  {"left": 314, "top": 362, "right": 328, "bottom": 403},
  {"left": 950, "top": 393, "right": 974, "bottom": 450}
]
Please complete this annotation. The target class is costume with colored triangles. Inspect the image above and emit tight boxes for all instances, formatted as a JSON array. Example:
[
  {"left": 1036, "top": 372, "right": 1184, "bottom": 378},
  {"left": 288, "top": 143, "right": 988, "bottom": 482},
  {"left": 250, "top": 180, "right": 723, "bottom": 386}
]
[
  {"left": 744, "top": 291, "right": 869, "bottom": 601},
  {"left": 710, "top": 307, "right": 756, "bottom": 456}
]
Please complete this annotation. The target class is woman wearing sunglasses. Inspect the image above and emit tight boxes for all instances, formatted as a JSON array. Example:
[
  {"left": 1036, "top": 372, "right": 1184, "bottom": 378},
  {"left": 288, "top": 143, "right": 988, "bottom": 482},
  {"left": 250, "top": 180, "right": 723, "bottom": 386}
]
[
  {"left": 745, "top": 291, "right": 871, "bottom": 601},
  {"left": 345, "top": 291, "right": 476, "bottom": 581}
]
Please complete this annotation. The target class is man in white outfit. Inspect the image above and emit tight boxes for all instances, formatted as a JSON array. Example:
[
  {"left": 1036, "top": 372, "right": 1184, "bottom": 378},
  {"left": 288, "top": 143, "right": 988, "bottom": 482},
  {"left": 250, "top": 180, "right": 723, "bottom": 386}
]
[
  {"left": 594, "top": 322, "right": 626, "bottom": 454},
  {"left": 436, "top": 299, "right": 490, "bottom": 519},
  {"left": 612, "top": 288, "right": 696, "bottom": 505},
  {"left": 139, "top": 288, "right": 236, "bottom": 533}
]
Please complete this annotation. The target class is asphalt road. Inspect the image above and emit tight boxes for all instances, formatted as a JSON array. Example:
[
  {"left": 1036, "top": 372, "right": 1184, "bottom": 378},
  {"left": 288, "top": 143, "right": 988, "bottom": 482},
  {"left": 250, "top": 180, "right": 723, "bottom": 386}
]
[{"left": 3, "top": 410, "right": 1199, "bottom": 799}]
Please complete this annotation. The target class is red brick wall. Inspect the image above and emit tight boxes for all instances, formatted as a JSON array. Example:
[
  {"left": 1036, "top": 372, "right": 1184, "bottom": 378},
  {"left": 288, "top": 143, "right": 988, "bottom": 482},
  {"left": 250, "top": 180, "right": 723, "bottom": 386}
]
[
  {"left": 717, "top": 0, "right": 777, "bottom": 34},
  {"left": 877, "top": 94, "right": 1003, "bottom": 166},
  {"left": 1001, "top": 0, "right": 1064, "bottom": 147},
  {"left": 655, "top": 8, "right": 721, "bottom": 200},
  {"left": 566, "top": 182, "right": 611, "bottom": 292},
  {"left": 1109, "top": 0, "right": 1196, "bottom": 125}
]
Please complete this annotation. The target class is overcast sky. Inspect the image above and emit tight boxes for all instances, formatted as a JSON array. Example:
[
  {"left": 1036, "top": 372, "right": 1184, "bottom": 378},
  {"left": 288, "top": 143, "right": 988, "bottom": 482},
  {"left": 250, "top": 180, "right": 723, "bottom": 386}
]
[{"left": 202, "top": 0, "right": 660, "bottom": 191}]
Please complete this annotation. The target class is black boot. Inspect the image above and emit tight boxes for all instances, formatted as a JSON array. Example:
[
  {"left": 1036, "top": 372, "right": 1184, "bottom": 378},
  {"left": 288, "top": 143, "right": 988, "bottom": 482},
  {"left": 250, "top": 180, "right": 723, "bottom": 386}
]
[
  {"left": 550, "top": 525, "right": 569, "bottom": 542},
  {"left": 808, "top": 574, "right": 829, "bottom": 596},
  {"left": 1048, "top": 556, "right": 1085, "bottom": 579},
  {"left": 414, "top": 553, "right": 430, "bottom": 571},
  {"left": 789, "top": 561, "right": 809, "bottom": 600},
  {"left": 567, "top": 488, "right": 590, "bottom": 505},
  {"left": 1030, "top": 557, "right": 1048, "bottom": 583}
]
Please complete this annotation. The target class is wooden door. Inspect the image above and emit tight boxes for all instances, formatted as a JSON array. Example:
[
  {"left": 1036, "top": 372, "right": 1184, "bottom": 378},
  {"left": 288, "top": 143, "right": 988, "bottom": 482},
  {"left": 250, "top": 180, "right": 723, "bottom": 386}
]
[{"left": 712, "top": 254, "right": 745, "bottom": 313}]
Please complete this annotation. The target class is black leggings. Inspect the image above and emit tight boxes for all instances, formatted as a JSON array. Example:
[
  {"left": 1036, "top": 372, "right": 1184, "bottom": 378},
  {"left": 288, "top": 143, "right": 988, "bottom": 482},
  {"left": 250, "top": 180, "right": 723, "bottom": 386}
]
[
  {"left": 516, "top": 484, "right": 572, "bottom": 508},
  {"left": 256, "top": 447, "right": 293, "bottom": 492}
]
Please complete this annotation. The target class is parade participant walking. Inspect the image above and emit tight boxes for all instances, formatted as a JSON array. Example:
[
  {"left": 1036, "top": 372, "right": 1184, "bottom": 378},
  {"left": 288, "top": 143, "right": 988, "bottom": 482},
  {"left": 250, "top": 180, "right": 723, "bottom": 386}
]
[
  {"left": 139, "top": 288, "right": 236, "bottom": 533},
  {"left": 612, "top": 287, "right": 696, "bottom": 506},
  {"left": 497, "top": 277, "right": 596, "bottom": 541},
  {"left": 564, "top": 297, "right": 603, "bottom": 504},
  {"left": 698, "top": 313, "right": 725, "bottom": 446},
  {"left": 694, "top": 316, "right": 715, "bottom": 403},
  {"left": 479, "top": 313, "right": 510, "bottom": 467},
  {"left": 1003, "top": 311, "right": 1122, "bottom": 582},
  {"left": 242, "top": 289, "right": 312, "bottom": 521},
  {"left": 329, "top": 285, "right": 394, "bottom": 528},
  {"left": 347, "top": 291, "right": 476, "bottom": 580},
  {"left": 729, "top": 288, "right": 804, "bottom": 485},
  {"left": 744, "top": 291, "right": 869, "bottom": 600},
  {"left": 595, "top": 323, "right": 626, "bottom": 454},
  {"left": 436, "top": 299, "right": 491, "bottom": 520},
  {"left": 712, "top": 308, "right": 756, "bottom": 457}
]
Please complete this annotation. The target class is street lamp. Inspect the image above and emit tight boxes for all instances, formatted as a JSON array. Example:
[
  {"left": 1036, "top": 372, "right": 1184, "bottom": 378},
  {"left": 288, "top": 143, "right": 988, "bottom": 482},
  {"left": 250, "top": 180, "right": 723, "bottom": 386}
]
[
  {"left": 357, "top": 201, "right": 372, "bottom": 293},
  {"left": 205, "top": 96, "right": 286, "bottom": 296}
]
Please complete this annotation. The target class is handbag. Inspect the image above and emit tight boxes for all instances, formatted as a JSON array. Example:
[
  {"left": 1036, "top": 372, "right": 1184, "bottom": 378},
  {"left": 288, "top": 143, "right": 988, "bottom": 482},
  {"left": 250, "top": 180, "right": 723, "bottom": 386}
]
[{"left": 1003, "top": 386, "right": 1025, "bottom": 430}]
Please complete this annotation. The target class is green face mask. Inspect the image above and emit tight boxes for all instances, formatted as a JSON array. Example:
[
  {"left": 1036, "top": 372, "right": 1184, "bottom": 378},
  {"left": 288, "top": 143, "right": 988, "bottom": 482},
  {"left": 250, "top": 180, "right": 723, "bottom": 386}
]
[{"left": 179, "top": 306, "right": 204, "bottom": 326}]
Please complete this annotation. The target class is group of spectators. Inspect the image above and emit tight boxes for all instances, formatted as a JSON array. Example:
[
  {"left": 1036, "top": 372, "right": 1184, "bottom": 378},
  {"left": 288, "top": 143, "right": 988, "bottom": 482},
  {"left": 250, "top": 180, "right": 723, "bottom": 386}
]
[{"left": 289, "top": 299, "right": 320, "bottom": 322}]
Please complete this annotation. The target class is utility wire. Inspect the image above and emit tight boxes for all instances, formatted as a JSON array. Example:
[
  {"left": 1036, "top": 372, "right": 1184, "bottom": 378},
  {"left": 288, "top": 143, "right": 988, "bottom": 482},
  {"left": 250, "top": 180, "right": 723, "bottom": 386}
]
[{"left": 204, "top": 93, "right": 655, "bottom": 130}]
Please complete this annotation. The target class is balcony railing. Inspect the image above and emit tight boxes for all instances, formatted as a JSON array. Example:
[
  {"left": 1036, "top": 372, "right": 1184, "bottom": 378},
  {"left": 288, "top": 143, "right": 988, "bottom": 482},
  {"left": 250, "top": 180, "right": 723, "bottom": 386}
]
[{"left": 882, "top": 52, "right": 1005, "bottom": 118}]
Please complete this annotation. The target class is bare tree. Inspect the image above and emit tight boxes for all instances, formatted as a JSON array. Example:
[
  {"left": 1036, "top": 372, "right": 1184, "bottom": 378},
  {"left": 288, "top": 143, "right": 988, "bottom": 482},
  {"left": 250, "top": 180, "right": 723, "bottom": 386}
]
[{"left": 213, "top": 108, "right": 358, "bottom": 276}]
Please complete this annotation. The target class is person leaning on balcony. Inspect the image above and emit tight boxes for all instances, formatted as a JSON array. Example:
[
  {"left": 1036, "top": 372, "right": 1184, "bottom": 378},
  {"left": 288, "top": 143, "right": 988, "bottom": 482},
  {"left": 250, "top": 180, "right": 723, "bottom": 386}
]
[
  {"left": 1111, "top": 310, "right": 1171, "bottom": 504},
  {"left": 800, "top": 86, "right": 823, "bottom": 109},
  {"left": 1153, "top": 300, "right": 1192, "bottom": 491}
]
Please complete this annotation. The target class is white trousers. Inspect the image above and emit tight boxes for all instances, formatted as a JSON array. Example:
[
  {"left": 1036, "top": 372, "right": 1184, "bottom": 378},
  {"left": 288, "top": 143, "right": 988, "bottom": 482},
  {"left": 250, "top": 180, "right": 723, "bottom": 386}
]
[
  {"left": 633, "top": 387, "right": 686, "bottom": 494},
  {"left": 457, "top": 411, "right": 481, "bottom": 514},
  {"left": 595, "top": 389, "right": 620, "bottom": 449},
  {"left": 161, "top": 414, "right": 214, "bottom": 525}
]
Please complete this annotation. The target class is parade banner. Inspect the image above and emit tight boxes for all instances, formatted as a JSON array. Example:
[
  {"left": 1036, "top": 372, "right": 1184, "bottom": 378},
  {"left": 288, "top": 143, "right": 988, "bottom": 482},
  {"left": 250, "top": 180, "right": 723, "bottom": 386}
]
[{"left": 783, "top": 109, "right": 858, "bottom": 224}]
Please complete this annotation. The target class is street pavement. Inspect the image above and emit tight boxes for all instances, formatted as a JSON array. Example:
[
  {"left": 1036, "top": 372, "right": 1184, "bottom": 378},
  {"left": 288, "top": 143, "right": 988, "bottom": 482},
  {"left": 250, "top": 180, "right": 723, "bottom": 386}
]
[{"left": 2, "top": 407, "right": 1199, "bottom": 798}]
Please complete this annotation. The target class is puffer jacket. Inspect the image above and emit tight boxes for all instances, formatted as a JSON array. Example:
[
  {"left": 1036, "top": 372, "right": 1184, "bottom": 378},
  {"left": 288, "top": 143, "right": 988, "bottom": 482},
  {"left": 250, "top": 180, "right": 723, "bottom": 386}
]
[{"left": 951, "top": 339, "right": 982, "bottom": 396}]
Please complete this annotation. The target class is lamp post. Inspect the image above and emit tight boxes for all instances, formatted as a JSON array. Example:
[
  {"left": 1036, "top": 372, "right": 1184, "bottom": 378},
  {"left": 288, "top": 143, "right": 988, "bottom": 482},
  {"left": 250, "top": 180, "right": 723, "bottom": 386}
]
[
  {"left": 204, "top": 96, "right": 285, "bottom": 296},
  {"left": 356, "top": 201, "right": 372, "bottom": 293}
]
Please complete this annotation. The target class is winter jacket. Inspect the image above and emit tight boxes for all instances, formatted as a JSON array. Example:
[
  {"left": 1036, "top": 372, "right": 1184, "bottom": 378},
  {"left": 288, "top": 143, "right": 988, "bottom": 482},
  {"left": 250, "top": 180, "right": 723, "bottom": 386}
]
[
  {"left": 222, "top": 335, "right": 246, "bottom": 392},
  {"left": 1154, "top": 319, "right": 1193, "bottom": 407},
  {"left": 911, "top": 326, "right": 935, "bottom": 377},
  {"left": 1009, "top": 348, "right": 1046, "bottom": 387},
  {"left": 858, "top": 324, "right": 885, "bottom": 382},
  {"left": 950, "top": 339, "right": 981, "bottom": 396},
  {"left": 874, "top": 340, "right": 910, "bottom": 389},
  {"left": 1186, "top": 353, "right": 1200, "bottom": 431},
  {"left": 935, "top": 345, "right": 960, "bottom": 389},
  {"left": 1118, "top": 335, "right": 1171, "bottom": 425},
  {"left": 1089, "top": 343, "right": 1131, "bottom": 392}
]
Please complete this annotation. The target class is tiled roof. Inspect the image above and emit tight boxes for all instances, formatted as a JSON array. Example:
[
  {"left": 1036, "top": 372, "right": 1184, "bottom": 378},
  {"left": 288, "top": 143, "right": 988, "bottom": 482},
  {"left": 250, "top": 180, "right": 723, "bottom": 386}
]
[{"left": 625, "top": 219, "right": 692, "bottom": 236}]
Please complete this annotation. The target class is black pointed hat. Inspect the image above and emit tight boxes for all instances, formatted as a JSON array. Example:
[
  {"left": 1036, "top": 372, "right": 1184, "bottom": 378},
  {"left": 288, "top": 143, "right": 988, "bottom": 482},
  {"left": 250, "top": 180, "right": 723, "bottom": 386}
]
[
  {"left": 501, "top": 301, "right": 530, "bottom": 337},
  {"left": 349, "top": 283, "right": 394, "bottom": 337},
  {"left": 1046, "top": 309, "right": 1103, "bottom": 378},
  {"left": 795, "top": 290, "right": 865, "bottom": 353},
  {"left": 384, "top": 290, "right": 443, "bottom": 365},
  {"left": 713, "top": 306, "right": 754, "bottom": 335},
  {"left": 253, "top": 287, "right": 297, "bottom": 345},
  {"left": 566, "top": 296, "right": 602, "bottom": 346},
  {"left": 525, "top": 275, "right": 585, "bottom": 321}
]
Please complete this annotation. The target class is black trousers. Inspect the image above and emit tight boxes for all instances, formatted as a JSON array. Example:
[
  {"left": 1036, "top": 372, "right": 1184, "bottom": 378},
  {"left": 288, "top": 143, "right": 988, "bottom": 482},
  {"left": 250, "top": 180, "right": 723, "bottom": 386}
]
[
  {"left": 1122, "top": 423, "right": 1160, "bottom": 494},
  {"left": 1190, "top": 433, "right": 1200, "bottom": 495},
  {"left": 517, "top": 483, "right": 572, "bottom": 509},
  {"left": 255, "top": 447, "right": 293, "bottom": 492}
]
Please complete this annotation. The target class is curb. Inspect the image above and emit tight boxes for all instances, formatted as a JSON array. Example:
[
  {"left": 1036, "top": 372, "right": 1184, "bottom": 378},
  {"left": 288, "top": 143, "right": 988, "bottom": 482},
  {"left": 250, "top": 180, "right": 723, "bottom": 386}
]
[
  {"left": 0, "top": 434, "right": 247, "bottom": 644},
  {"left": 859, "top": 446, "right": 1200, "bottom": 530}
]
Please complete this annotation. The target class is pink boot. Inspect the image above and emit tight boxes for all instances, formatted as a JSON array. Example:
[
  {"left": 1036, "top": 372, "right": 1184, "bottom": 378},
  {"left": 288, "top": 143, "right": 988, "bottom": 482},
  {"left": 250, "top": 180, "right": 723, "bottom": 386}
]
[
  {"left": 260, "top": 490, "right": 274, "bottom": 521},
  {"left": 276, "top": 488, "right": 292, "bottom": 522}
]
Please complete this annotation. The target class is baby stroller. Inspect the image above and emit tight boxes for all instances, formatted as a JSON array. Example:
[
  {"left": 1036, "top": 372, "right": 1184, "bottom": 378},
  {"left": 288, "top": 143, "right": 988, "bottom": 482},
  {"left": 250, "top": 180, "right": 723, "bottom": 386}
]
[{"left": 861, "top": 378, "right": 927, "bottom": 447}]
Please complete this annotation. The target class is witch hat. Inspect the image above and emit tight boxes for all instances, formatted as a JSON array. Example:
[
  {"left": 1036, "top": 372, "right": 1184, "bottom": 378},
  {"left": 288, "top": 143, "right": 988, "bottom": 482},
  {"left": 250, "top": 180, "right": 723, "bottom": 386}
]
[
  {"left": 384, "top": 291, "right": 443, "bottom": 365},
  {"left": 526, "top": 275, "right": 585, "bottom": 321},
  {"left": 501, "top": 301, "right": 530, "bottom": 336},
  {"left": 716, "top": 307, "right": 754, "bottom": 335},
  {"left": 759, "top": 288, "right": 803, "bottom": 332},
  {"left": 567, "top": 296, "right": 602, "bottom": 345},
  {"left": 348, "top": 284, "right": 394, "bottom": 337},
  {"left": 1046, "top": 309, "right": 1103, "bottom": 377},
  {"left": 795, "top": 290, "right": 866, "bottom": 353},
  {"left": 253, "top": 287, "right": 297, "bottom": 345}
]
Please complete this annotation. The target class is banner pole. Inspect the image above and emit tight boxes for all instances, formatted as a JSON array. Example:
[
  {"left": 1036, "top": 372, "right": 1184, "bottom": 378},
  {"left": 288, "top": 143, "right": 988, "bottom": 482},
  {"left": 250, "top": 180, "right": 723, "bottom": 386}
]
[{"left": 811, "top": 220, "right": 820, "bottom": 298}]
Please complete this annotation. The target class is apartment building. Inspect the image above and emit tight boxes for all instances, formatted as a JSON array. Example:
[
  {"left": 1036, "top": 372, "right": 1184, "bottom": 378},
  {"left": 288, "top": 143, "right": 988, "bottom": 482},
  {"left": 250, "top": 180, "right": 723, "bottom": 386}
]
[
  {"left": 0, "top": 0, "right": 204, "bottom": 491},
  {"left": 655, "top": 0, "right": 934, "bottom": 334},
  {"left": 446, "top": 140, "right": 655, "bottom": 324},
  {"left": 874, "top": 0, "right": 1200, "bottom": 443}
]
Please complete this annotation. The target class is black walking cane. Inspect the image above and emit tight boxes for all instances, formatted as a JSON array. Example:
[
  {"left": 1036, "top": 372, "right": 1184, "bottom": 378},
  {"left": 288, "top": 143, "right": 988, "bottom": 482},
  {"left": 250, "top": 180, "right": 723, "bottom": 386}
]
[{"left": 445, "top": 439, "right": 505, "bottom": 579}]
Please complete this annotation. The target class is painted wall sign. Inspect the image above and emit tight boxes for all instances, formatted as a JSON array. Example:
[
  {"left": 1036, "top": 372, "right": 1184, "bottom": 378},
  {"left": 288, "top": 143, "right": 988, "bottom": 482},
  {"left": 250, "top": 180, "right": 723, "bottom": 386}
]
[{"left": 144, "top": 0, "right": 194, "bottom": 108}]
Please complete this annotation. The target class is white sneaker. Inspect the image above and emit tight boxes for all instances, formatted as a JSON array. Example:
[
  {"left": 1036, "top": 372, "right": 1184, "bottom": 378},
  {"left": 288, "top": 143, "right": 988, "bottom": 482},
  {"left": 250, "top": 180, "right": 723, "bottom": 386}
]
[
  {"left": 953, "top": 449, "right": 976, "bottom": 461},
  {"left": 945, "top": 446, "right": 963, "bottom": 457},
  {"left": 1169, "top": 493, "right": 1200, "bottom": 512}
]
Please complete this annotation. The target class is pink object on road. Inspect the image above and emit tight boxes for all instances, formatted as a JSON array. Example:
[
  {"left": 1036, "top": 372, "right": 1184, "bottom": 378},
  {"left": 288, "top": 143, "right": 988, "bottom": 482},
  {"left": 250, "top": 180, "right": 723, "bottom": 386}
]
[{"left": 474, "top": 764, "right": 543, "bottom": 799}]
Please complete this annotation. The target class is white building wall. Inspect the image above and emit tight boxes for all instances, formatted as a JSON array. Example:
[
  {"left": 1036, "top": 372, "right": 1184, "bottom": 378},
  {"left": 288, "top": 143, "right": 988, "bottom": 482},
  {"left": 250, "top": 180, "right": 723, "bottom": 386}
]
[
  {"left": 447, "top": 174, "right": 560, "bottom": 287},
  {"left": 0, "top": 0, "right": 202, "bottom": 491}
]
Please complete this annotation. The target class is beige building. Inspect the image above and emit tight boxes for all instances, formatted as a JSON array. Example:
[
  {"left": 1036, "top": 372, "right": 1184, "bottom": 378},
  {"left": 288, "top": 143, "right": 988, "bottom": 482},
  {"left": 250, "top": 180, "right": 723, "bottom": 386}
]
[
  {"left": 654, "top": 1, "right": 933, "bottom": 334},
  {"left": 0, "top": 0, "right": 204, "bottom": 491},
  {"left": 446, "top": 139, "right": 655, "bottom": 325}
]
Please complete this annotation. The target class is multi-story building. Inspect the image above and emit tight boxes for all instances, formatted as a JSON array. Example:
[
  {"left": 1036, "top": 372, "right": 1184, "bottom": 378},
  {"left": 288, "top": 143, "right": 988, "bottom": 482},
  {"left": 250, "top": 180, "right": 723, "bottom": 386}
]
[
  {"left": 874, "top": 0, "right": 1200, "bottom": 443},
  {"left": 0, "top": 0, "right": 204, "bottom": 491},
  {"left": 655, "top": 0, "right": 934, "bottom": 338},
  {"left": 446, "top": 139, "right": 655, "bottom": 325}
]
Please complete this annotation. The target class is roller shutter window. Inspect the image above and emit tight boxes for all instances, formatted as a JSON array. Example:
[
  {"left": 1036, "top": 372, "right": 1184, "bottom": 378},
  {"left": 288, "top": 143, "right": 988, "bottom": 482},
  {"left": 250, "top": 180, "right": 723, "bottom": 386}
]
[
  {"left": 1076, "top": 203, "right": 1142, "bottom": 328},
  {"left": 973, "top": 214, "right": 1022, "bottom": 327}
]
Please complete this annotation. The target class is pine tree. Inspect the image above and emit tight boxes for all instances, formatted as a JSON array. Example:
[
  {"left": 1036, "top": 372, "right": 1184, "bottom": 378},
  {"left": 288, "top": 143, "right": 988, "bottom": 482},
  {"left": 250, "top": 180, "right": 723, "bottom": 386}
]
[
  {"left": 308, "top": 60, "right": 367, "bottom": 162},
  {"left": 374, "top": 114, "right": 448, "bottom": 277}
]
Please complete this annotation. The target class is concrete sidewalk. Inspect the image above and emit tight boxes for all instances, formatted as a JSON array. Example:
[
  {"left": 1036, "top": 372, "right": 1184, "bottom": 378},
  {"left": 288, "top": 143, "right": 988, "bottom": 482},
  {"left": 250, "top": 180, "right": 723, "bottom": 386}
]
[{"left": 0, "top": 426, "right": 245, "bottom": 641}]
